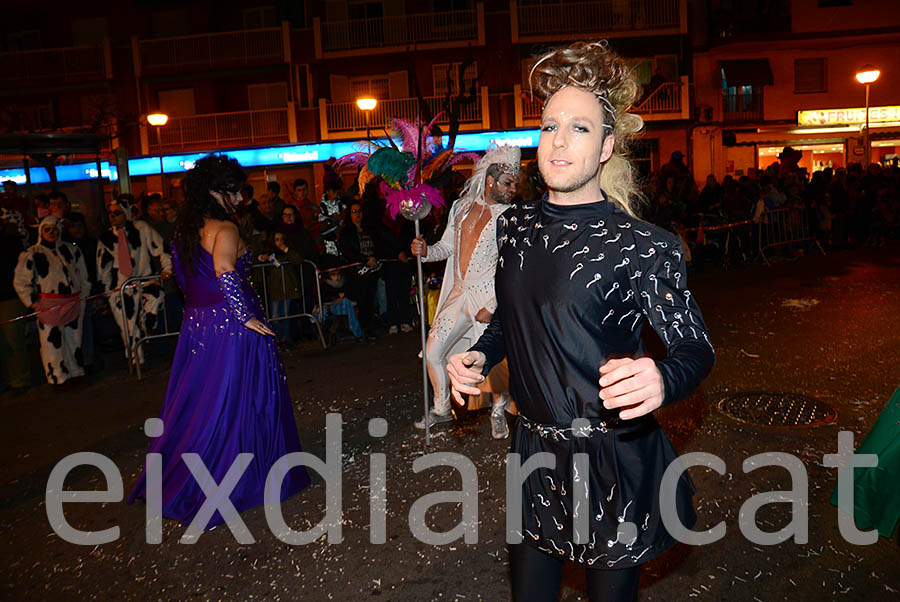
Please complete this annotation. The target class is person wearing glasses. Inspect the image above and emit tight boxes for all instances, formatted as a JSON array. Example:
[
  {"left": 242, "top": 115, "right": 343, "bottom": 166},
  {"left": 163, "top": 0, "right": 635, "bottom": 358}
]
[
  {"left": 96, "top": 196, "right": 172, "bottom": 366},
  {"left": 13, "top": 216, "right": 89, "bottom": 385}
]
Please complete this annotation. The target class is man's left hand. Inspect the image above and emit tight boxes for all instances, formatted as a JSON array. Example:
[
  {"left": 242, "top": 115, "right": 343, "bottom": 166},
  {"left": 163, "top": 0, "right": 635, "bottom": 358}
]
[
  {"left": 598, "top": 357, "right": 665, "bottom": 420},
  {"left": 474, "top": 308, "right": 493, "bottom": 323}
]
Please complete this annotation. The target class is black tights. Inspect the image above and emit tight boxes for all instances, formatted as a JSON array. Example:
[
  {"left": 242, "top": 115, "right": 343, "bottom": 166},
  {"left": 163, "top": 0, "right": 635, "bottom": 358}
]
[{"left": 510, "top": 543, "right": 640, "bottom": 602}]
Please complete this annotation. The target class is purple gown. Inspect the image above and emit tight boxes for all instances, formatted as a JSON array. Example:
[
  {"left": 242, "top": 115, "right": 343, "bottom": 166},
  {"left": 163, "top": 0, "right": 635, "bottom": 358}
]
[{"left": 128, "top": 243, "right": 310, "bottom": 529}]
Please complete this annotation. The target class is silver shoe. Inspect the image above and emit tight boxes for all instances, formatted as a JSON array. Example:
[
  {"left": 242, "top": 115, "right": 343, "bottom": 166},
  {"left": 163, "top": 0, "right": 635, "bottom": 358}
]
[
  {"left": 414, "top": 409, "right": 454, "bottom": 429},
  {"left": 490, "top": 404, "right": 509, "bottom": 439}
]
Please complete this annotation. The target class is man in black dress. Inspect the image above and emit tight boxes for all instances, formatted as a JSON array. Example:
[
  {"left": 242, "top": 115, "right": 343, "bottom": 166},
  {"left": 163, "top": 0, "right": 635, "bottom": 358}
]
[{"left": 447, "top": 41, "right": 715, "bottom": 602}]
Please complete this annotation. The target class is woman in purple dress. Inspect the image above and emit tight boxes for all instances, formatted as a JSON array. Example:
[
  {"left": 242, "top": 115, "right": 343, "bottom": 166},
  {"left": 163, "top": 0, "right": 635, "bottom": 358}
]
[{"left": 128, "top": 155, "right": 310, "bottom": 529}]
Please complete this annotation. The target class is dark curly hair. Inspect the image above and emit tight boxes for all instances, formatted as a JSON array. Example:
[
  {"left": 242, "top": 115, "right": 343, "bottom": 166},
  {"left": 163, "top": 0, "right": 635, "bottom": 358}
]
[{"left": 176, "top": 154, "right": 247, "bottom": 273}]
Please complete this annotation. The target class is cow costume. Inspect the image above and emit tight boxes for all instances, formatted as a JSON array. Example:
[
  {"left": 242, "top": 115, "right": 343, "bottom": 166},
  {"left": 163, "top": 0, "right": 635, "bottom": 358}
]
[
  {"left": 13, "top": 216, "right": 88, "bottom": 384},
  {"left": 97, "top": 199, "right": 172, "bottom": 364}
]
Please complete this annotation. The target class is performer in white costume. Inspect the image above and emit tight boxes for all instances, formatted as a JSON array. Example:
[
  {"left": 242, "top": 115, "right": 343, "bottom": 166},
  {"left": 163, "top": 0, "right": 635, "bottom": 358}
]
[
  {"left": 411, "top": 144, "right": 520, "bottom": 437},
  {"left": 97, "top": 197, "right": 172, "bottom": 365},
  {"left": 13, "top": 216, "right": 89, "bottom": 384}
]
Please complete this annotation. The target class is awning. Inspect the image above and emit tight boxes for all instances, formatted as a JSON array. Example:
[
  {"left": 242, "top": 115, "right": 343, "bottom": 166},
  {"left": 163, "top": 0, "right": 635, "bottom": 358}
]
[
  {"left": 0, "top": 133, "right": 108, "bottom": 156},
  {"left": 721, "top": 59, "right": 774, "bottom": 87}
]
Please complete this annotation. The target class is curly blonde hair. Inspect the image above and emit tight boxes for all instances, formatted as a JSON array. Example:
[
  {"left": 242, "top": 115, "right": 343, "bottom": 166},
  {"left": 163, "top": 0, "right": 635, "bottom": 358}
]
[{"left": 530, "top": 40, "right": 644, "bottom": 217}]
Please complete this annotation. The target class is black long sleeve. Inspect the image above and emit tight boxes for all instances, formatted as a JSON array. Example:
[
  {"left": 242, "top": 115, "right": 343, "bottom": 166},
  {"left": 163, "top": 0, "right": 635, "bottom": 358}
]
[
  {"left": 469, "top": 306, "right": 506, "bottom": 376},
  {"left": 638, "top": 239, "right": 715, "bottom": 406}
]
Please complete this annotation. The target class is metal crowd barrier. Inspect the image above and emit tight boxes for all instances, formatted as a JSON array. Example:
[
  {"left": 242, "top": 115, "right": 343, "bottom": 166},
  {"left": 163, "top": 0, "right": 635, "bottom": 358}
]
[
  {"left": 124, "top": 259, "right": 327, "bottom": 380},
  {"left": 249, "top": 258, "right": 327, "bottom": 350},
  {"left": 683, "top": 208, "right": 825, "bottom": 268},
  {"left": 756, "top": 207, "right": 825, "bottom": 266}
]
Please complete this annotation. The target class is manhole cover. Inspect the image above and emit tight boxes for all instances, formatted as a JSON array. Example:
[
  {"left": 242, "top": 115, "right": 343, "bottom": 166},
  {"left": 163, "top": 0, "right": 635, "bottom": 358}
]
[{"left": 717, "top": 392, "right": 838, "bottom": 427}]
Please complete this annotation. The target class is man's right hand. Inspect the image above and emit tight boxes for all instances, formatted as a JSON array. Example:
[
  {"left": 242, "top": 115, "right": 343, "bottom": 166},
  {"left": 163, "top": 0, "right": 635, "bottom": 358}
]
[
  {"left": 411, "top": 237, "right": 427, "bottom": 258},
  {"left": 447, "top": 351, "right": 487, "bottom": 406}
]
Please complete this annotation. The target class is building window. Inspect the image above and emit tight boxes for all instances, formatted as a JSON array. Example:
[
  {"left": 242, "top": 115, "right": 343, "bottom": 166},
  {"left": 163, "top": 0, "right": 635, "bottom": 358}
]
[
  {"left": 248, "top": 82, "right": 288, "bottom": 110},
  {"left": 794, "top": 58, "right": 827, "bottom": 93},
  {"left": 349, "top": 75, "right": 390, "bottom": 100},
  {"left": 8, "top": 102, "right": 55, "bottom": 131},
  {"left": 722, "top": 85, "right": 764, "bottom": 122},
  {"left": 348, "top": 0, "right": 384, "bottom": 20},
  {"left": 433, "top": 61, "right": 478, "bottom": 96},
  {"left": 433, "top": 0, "right": 473, "bottom": 11},
  {"left": 242, "top": 6, "right": 277, "bottom": 29},
  {"left": 6, "top": 29, "right": 41, "bottom": 51}
]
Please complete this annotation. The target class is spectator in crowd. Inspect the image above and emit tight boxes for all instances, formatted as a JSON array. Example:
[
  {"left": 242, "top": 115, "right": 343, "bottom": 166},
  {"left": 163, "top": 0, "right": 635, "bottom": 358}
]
[
  {"left": 0, "top": 208, "right": 31, "bottom": 393},
  {"left": 319, "top": 181, "right": 346, "bottom": 257},
  {"left": 638, "top": 143, "right": 898, "bottom": 268},
  {"left": 146, "top": 195, "right": 183, "bottom": 348},
  {"left": 242, "top": 183, "right": 257, "bottom": 208},
  {"left": 27, "top": 194, "right": 51, "bottom": 244},
  {"left": 696, "top": 174, "right": 722, "bottom": 216},
  {"left": 661, "top": 150, "right": 690, "bottom": 182},
  {"left": 119, "top": 193, "right": 144, "bottom": 223},
  {"left": 146, "top": 195, "right": 175, "bottom": 246},
  {"left": 338, "top": 201, "right": 379, "bottom": 339},
  {"left": 64, "top": 212, "right": 100, "bottom": 370},
  {"left": 259, "top": 231, "right": 304, "bottom": 346},
  {"left": 0, "top": 180, "right": 29, "bottom": 217},
  {"left": 291, "top": 177, "right": 325, "bottom": 254},
  {"left": 49, "top": 191, "right": 71, "bottom": 221},
  {"left": 96, "top": 196, "right": 172, "bottom": 365},
  {"left": 267, "top": 180, "right": 285, "bottom": 219},
  {"left": 13, "top": 216, "right": 89, "bottom": 386},
  {"left": 375, "top": 202, "right": 415, "bottom": 335},
  {"left": 253, "top": 193, "right": 278, "bottom": 235},
  {"left": 318, "top": 267, "right": 364, "bottom": 343},
  {"left": 277, "top": 205, "right": 317, "bottom": 260}
]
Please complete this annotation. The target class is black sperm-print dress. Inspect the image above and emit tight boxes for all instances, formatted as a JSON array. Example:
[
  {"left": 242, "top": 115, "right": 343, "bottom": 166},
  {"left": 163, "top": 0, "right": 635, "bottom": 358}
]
[{"left": 470, "top": 192, "right": 715, "bottom": 569}]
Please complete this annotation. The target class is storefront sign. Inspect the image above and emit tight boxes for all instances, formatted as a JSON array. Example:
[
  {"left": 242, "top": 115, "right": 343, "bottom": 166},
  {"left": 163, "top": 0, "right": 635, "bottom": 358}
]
[{"left": 798, "top": 106, "right": 900, "bottom": 127}]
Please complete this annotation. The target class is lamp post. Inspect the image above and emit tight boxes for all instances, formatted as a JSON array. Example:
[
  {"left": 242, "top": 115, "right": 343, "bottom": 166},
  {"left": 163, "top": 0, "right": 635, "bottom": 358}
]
[
  {"left": 855, "top": 65, "right": 880, "bottom": 167},
  {"left": 147, "top": 112, "right": 169, "bottom": 195},
  {"left": 356, "top": 97, "right": 377, "bottom": 153}
]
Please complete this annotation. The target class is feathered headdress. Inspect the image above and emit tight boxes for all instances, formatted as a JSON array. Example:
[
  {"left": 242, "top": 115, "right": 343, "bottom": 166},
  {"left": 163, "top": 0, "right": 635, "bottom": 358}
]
[
  {"left": 336, "top": 114, "right": 480, "bottom": 220},
  {"left": 455, "top": 143, "right": 521, "bottom": 216}
]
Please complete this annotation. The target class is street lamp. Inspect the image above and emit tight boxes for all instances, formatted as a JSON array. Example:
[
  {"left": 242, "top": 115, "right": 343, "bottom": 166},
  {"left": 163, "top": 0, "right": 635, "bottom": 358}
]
[
  {"left": 356, "top": 97, "right": 377, "bottom": 153},
  {"left": 146, "top": 112, "right": 169, "bottom": 195},
  {"left": 855, "top": 66, "right": 880, "bottom": 166}
]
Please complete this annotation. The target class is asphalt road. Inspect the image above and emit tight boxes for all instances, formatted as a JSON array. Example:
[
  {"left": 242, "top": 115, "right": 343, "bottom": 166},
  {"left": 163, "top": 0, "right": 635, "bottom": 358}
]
[{"left": 1, "top": 243, "right": 898, "bottom": 601}]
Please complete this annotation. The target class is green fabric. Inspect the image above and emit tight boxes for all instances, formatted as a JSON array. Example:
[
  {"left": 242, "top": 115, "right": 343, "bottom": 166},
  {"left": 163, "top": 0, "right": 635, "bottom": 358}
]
[{"left": 830, "top": 385, "right": 900, "bottom": 538}]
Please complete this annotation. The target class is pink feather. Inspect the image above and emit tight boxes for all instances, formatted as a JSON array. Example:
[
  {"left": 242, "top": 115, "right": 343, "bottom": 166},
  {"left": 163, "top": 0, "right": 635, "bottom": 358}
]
[
  {"left": 390, "top": 118, "right": 421, "bottom": 154},
  {"left": 333, "top": 152, "right": 370, "bottom": 170}
]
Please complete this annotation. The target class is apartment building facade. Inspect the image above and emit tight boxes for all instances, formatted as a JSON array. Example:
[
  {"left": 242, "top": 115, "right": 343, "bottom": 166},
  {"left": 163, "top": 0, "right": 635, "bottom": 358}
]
[
  {"left": 691, "top": 0, "right": 900, "bottom": 180},
  {"left": 3, "top": 0, "right": 699, "bottom": 199}
]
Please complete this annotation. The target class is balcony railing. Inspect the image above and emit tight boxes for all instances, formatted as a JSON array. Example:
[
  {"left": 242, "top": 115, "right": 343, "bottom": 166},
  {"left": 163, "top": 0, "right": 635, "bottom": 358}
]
[
  {"left": 317, "top": 6, "right": 481, "bottom": 56},
  {"left": 522, "top": 94, "right": 543, "bottom": 121},
  {"left": 517, "top": 78, "right": 687, "bottom": 126},
  {"left": 515, "top": 0, "right": 681, "bottom": 40},
  {"left": 322, "top": 91, "right": 486, "bottom": 138},
  {"left": 634, "top": 82, "right": 682, "bottom": 114},
  {"left": 723, "top": 90, "right": 764, "bottom": 123},
  {"left": 148, "top": 108, "right": 289, "bottom": 152},
  {"left": 139, "top": 27, "right": 283, "bottom": 72},
  {"left": 0, "top": 45, "right": 108, "bottom": 82}
]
